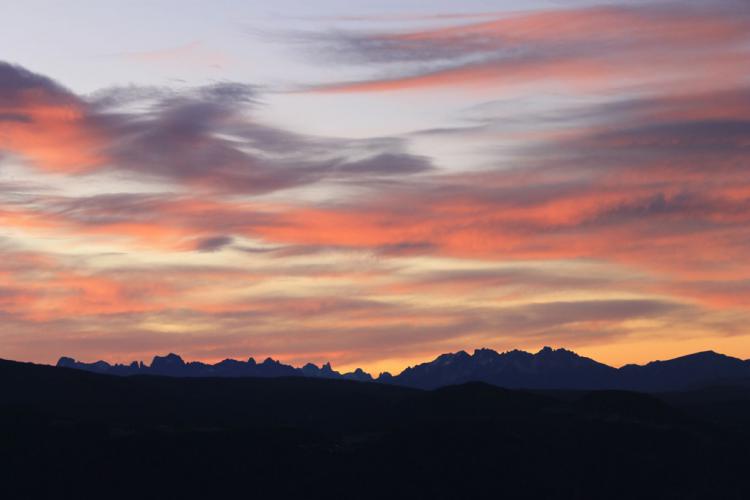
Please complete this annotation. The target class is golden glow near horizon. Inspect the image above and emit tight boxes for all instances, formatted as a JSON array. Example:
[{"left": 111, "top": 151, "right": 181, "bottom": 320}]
[{"left": 1, "top": 0, "right": 750, "bottom": 373}]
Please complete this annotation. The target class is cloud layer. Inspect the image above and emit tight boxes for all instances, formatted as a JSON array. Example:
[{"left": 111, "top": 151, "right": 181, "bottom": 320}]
[
  {"left": 303, "top": 1, "right": 750, "bottom": 95},
  {"left": 2, "top": 0, "right": 750, "bottom": 372}
]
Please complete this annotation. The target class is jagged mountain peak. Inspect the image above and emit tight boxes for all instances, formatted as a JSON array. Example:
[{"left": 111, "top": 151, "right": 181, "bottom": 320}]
[
  {"left": 152, "top": 353, "right": 184, "bottom": 364},
  {"left": 435, "top": 350, "right": 470, "bottom": 363},
  {"left": 57, "top": 356, "right": 76, "bottom": 367},
  {"left": 535, "top": 346, "right": 580, "bottom": 357},
  {"left": 473, "top": 347, "right": 501, "bottom": 357}
]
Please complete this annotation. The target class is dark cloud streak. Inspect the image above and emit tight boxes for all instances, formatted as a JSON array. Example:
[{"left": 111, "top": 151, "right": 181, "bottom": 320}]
[{"left": 0, "top": 62, "right": 434, "bottom": 195}]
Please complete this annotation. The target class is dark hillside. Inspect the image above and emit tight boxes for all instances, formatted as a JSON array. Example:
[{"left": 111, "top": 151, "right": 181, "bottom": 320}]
[{"left": 1, "top": 359, "right": 748, "bottom": 499}]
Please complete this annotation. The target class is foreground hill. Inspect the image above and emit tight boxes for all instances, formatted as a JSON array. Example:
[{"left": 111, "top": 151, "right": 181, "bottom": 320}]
[
  {"left": 58, "top": 346, "right": 750, "bottom": 391},
  {"left": 2, "top": 358, "right": 750, "bottom": 499}
]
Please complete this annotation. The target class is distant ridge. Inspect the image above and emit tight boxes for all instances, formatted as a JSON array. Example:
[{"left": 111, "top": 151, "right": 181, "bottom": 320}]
[
  {"left": 56, "top": 347, "right": 750, "bottom": 392},
  {"left": 57, "top": 352, "right": 373, "bottom": 382}
]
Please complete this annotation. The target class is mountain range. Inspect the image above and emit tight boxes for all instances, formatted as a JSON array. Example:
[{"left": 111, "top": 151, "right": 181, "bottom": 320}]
[{"left": 57, "top": 346, "right": 750, "bottom": 392}]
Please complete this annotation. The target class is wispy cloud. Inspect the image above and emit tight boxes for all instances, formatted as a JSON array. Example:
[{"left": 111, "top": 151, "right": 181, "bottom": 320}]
[
  {"left": 118, "top": 41, "right": 231, "bottom": 69},
  {"left": 298, "top": 1, "right": 750, "bottom": 94},
  {"left": 0, "top": 62, "right": 433, "bottom": 193}
]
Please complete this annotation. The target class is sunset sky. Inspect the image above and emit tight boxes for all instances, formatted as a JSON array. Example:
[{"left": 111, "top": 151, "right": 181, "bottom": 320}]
[{"left": 2, "top": 0, "right": 750, "bottom": 374}]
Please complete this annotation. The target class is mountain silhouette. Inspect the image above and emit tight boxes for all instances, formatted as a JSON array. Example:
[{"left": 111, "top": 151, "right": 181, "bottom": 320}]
[
  {"left": 57, "top": 346, "right": 750, "bottom": 391},
  {"left": 618, "top": 350, "right": 750, "bottom": 391},
  {"left": 393, "top": 347, "right": 750, "bottom": 391},
  {"left": 57, "top": 352, "right": 371, "bottom": 381},
  {"left": 391, "top": 347, "right": 618, "bottom": 389}
]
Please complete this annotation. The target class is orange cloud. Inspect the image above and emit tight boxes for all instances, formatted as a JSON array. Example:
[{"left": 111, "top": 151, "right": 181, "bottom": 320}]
[
  {"left": 309, "top": 4, "right": 750, "bottom": 94},
  {"left": 0, "top": 77, "right": 105, "bottom": 172},
  {"left": 387, "top": 6, "right": 748, "bottom": 45}
]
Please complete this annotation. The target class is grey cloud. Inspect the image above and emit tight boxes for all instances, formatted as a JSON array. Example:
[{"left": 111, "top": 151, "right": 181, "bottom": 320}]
[
  {"left": 198, "top": 82, "right": 259, "bottom": 104},
  {"left": 87, "top": 85, "right": 177, "bottom": 109},
  {"left": 376, "top": 241, "right": 437, "bottom": 256},
  {"left": 409, "top": 267, "right": 617, "bottom": 290},
  {"left": 98, "top": 85, "right": 434, "bottom": 194},
  {"left": 334, "top": 153, "right": 432, "bottom": 176},
  {"left": 0, "top": 61, "right": 76, "bottom": 108},
  {"left": 1, "top": 61, "right": 434, "bottom": 196},
  {"left": 287, "top": 1, "right": 750, "bottom": 93},
  {"left": 0, "top": 113, "right": 31, "bottom": 123},
  {"left": 47, "top": 192, "right": 276, "bottom": 232},
  {"left": 194, "top": 235, "right": 234, "bottom": 252},
  {"left": 0, "top": 286, "right": 24, "bottom": 298},
  {"left": 499, "top": 299, "right": 684, "bottom": 328},
  {"left": 52, "top": 193, "right": 168, "bottom": 225},
  {"left": 291, "top": 28, "right": 496, "bottom": 65}
]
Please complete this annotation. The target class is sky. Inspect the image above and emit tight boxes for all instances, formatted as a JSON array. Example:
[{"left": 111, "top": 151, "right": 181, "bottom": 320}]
[{"left": 2, "top": 0, "right": 750, "bottom": 374}]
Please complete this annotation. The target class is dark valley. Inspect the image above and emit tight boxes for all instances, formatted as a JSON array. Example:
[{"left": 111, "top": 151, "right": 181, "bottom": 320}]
[{"left": 2, "top": 351, "right": 750, "bottom": 499}]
